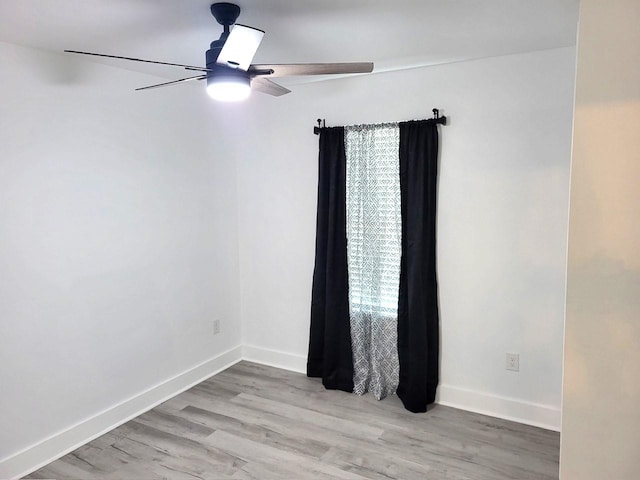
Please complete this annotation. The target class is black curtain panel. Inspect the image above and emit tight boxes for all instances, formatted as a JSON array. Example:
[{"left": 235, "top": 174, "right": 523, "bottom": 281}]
[
  {"left": 307, "top": 127, "right": 354, "bottom": 392},
  {"left": 397, "top": 120, "right": 440, "bottom": 413}
]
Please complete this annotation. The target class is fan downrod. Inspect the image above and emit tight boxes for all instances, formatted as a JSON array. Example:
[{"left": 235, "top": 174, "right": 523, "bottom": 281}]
[{"left": 210, "top": 3, "right": 241, "bottom": 27}]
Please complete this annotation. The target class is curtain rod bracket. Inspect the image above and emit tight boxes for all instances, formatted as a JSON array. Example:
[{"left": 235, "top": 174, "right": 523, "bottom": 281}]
[
  {"left": 432, "top": 108, "right": 447, "bottom": 125},
  {"left": 314, "top": 118, "right": 325, "bottom": 135}
]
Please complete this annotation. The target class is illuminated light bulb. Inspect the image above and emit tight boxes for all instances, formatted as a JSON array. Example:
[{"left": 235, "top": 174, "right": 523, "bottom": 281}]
[{"left": 206, "top": 70, "right": 251, "bottom": 102}]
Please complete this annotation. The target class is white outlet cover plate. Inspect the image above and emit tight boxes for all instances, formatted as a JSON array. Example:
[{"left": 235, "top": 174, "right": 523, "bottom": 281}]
[{"left": 506, "top": 353, "right": 520, "bottom": 372}]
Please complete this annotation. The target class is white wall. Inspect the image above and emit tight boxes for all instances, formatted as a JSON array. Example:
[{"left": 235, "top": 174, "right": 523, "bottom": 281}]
[
  {"left": 560, "top": 0, "right": 640, "bottom": 478},
  {"left": 0, "top": 42, "right": 242, "bottom": 474},
  {"left": 236, "top": 47, "right": 576, "bottom": 429},
  {"left": 0, "top": 40, "right": 578, "bottom": 478}
]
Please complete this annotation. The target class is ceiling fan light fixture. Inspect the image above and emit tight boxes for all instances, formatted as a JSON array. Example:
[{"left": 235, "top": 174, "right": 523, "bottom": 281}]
[
  {"left": 64, "top": 3, "right": 375, "bottom": 99},
  {"left": 206, "top": 73, "right": 251, "bottom": 101}
]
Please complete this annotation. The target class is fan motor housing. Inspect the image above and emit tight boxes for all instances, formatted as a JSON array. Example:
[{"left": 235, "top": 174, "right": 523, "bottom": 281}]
[
  {"left": 206, "top": 39, "right": 225, "bottom": 67},
  {"left": 206, "top": 64, "right": 249, "bottom": 83}
]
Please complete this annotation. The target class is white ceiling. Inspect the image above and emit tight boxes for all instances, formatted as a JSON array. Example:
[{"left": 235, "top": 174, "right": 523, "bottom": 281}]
[{"left": 0, "top": 0, "right": 579, "bottom": 85}]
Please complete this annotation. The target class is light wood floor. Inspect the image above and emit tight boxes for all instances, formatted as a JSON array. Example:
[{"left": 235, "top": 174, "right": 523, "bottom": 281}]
[{"left": 25, "top": 361, "right": 560, "bottom": 479}]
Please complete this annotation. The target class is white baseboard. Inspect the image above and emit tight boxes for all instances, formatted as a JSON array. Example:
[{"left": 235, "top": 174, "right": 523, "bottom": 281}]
[
  {"left": 436, "top": 384, "right": 561, "bottom": 431},
  {"left": 242, "top": 345, "right": 307, "bottom": 374},
  {"left": 0, "top": 345, "right": 243, "bottom": 480},
  {"left": 241, "top": 345, "right": 560, "bottom": 432},
  {"left": 2, "top": 344, "right": 559, "bottom": 479}
]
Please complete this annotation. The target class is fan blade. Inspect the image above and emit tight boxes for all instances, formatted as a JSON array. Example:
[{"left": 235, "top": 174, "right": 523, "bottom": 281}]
[
  {"left": 135, "top": 75, "right": 207, "bottom": 91},
  {"left": 64, "top": 50, "right": 211, "bottom": 72},
  {"left": 217, "top": 25, "right": 264, "bottom": 71},
  {"left": 252, "top": 77, "right": 291, "bottom": 97},
  {"left": 249, "top": 62, "right": 374, "bottom": 77}
]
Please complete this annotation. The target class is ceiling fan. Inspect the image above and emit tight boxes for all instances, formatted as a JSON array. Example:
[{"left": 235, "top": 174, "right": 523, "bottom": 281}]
[{"left": 65, "top": 2, "right": 374, "bottom": 101}]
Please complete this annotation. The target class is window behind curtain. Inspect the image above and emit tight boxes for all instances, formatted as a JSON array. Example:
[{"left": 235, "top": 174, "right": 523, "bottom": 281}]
[
  {"left": 345, "top": 123, "right": 401, "bottom": 398},
  {"left": 345, "top": 124, "right": 401, "bottom": 316}
]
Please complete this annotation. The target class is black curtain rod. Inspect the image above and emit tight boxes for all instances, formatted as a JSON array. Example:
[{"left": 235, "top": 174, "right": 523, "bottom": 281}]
[{"left": 314, "top": 108, "right": 447, "bottom": 135}]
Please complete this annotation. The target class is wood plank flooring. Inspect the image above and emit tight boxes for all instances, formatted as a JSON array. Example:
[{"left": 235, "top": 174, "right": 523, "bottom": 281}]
[{"left": 25, "top": 361, "right": 560, "bottom": 479}]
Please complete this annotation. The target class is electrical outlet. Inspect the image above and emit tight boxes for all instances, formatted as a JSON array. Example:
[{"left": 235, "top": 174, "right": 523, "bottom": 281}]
[
  {"left": 213, "top": 319, "right": 221, "bottom": 335},
  {"left": 506, "top": 353, "right": 519, "bottom": 372}
]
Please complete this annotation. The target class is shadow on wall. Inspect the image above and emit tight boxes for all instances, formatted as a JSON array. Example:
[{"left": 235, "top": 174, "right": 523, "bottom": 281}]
[
  {"left": 19, "top": 50, "right": 93, "bottom": 85},
  {"left": 569, "top": 254, "right": 640, "bottom": 316},
  {"left": 565, "top": 252, "right": 640, "bottom": 416}
]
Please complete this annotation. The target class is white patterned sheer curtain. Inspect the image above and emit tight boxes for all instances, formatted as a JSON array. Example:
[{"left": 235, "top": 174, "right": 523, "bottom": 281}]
[{"left": 345, "top": 123, "right": 401, "bottom": 400}]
